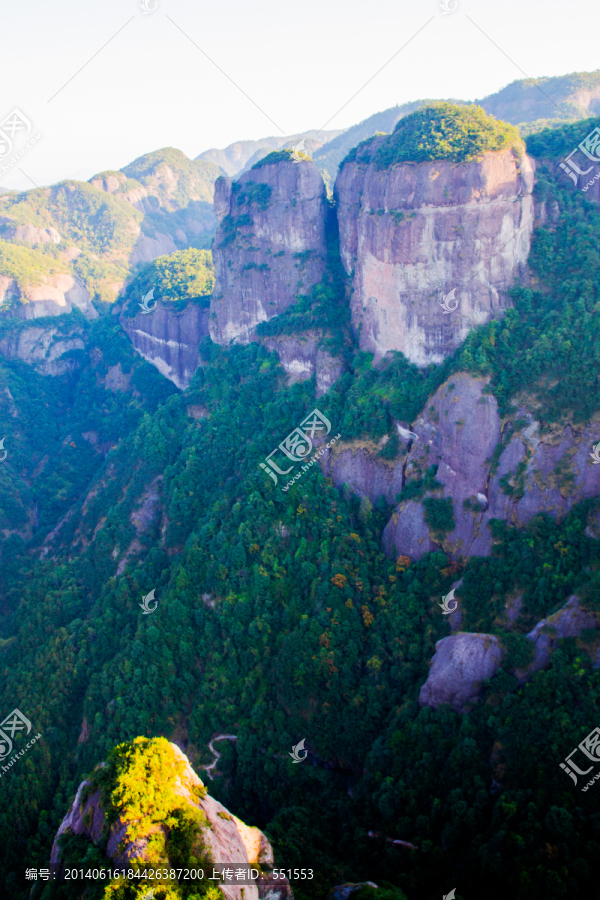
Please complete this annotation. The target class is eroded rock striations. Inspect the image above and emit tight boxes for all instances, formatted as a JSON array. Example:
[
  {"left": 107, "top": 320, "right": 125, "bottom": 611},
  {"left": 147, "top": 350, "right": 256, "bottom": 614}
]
[
  {"left": 335, "top": 144, "right": 534, "bottom": 365},
  {"left": 120, "top": 301, "right": 210, "bottom": 390},
  {"left": 210, "top": 158, "right": 327, "bottom": 345}
]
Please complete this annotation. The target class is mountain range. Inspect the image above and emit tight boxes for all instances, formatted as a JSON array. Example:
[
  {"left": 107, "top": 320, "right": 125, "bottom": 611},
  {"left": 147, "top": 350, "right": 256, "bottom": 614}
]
[{"left": 2, "top": 71, "right": 600, "bottom": 900}]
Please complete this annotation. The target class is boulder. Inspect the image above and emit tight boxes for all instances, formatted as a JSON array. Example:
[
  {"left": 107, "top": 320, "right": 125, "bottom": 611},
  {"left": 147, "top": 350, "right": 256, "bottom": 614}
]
[{"left": 419, "top": 633, "right": 504, "bottom": 711}]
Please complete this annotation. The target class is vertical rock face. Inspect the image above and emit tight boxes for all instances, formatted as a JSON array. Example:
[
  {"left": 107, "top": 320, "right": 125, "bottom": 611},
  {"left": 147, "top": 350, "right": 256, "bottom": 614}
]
[
  {"left": 0, "top": 323, "right": 86, "bottom": 376},
  {"left": 0, "top": 273, "right": 96, "bottom": 319},
  {"left": 335, "top": 144, "right": 535, "bottom": 365},
  {"left": 380, "top": 374, "right": 600, "bottom": 561},
  {"left": 258, "top": 332, "right": 346, "bottom": 398},
  {"left": 210, "top": 159, "right": 328, "bottom": 345},
  {"left": 120, "top": 302, "right": 210, "bottom": 389}
]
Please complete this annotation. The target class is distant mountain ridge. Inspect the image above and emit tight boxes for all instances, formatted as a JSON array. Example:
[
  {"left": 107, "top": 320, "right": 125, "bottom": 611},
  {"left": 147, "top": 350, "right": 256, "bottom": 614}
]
[
  {"left": 195, "top": 128, "right": 345, "bottom": 176},
  {"left": 0, "top": 147, "right": 224, "bottom": 315},
  {"left": 311, "top": 69, "right": 600, "bottom": 181}
]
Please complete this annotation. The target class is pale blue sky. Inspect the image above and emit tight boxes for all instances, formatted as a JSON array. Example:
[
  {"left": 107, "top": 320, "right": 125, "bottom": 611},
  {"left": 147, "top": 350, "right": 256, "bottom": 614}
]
[{"left": 3, "top": 0, "right": 599, "bottom": 190}]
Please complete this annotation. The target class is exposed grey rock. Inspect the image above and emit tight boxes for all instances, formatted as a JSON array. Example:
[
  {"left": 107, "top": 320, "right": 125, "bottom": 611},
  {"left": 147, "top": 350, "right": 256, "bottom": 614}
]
[
  {"left": 381, "top": 375, "right": 600, "bottom": 561},
  {"left": 211, "top": 159, "right": 327, "bottom": 345},
  {"left": 0, "top": 216, "right": 60, "bottom": 244},
  {"left": 51, "top": 781, "right": 105, "bottom": 863},
  {"left": 0, "top": 324, "right": 85, "bottom": 376},
  {"left": 515, "top": 595, "right": 599, "bottom": 680},
  {"left": 485, "top": 412, "right": 600, "bottom": 529},
  {"left": 51, "top": 743, "right": 290, "bottom": 900},
  {"left": 335, "top": 145, "right": 534, "bottom": 365},
  {"left": 419, "top": 633, "right": 504, "bottom": 711},
  {"left": 0, "top": 273, "right": 96, "bottom": 320},
  {"left": 322, "top": 440, "right": 404, "bottom": 505},
  {"left": 120, "top": 301, "right": 210, "bottom": 389},
  {"left": 383, "top": 499, "right": 437, "bottom": 558},
  {"left": 259, "top": 332, "right": 345, "bottom": 397},
  {"left": 129, "top": 229, "right": 177, "bottom": 266}
]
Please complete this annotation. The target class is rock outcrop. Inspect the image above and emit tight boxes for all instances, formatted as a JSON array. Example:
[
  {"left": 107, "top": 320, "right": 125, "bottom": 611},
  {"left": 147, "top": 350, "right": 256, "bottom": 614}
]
[
  {"left": 335, "top": 144, "right": 534, "bottom": 365},
  {"left": 0, "top": 322, "right": 86, "bottom": 376},
  {"left": 0, "top": 216, "right": 61, "bottom": 245},
  {"left": 516, "top": 595, "right": 599, "bottom": 680},
  {"left": 379, "top": 373, "right": 600, "bottom": 561},
  {"left": 419, "top": 632, "right": 504, "bottom": 711},
  {"left": 210, "top": 158, "right": 328, "bottom": 345},
  {"left": 259, "top": 332, "right": 345, "bottom": 398},
  {"left": 320, "top": 437, "right": 405, "bottom": 504},
  {"left": 120, "top": 301, "right": 210, "bottom": 389},
  {"left": 419, "top": 595, "right": 600, "bottom": 712},
  {"left": 51, "top": 741, "right": 292, "bottom": 900},
  {"left": 0, "top": 273, "right": 96, "bottom": 319}
]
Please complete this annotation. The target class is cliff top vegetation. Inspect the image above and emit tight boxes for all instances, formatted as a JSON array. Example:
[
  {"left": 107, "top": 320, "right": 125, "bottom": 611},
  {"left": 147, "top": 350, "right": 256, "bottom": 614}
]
[
  {"left": 251, "top": 147, "right": 312, "bottom": 169},
  {"left": 122, "top": 248, "right": 214, "bottom": 315},
  {"left": 372, "top": 102, "right": 523, "bottom": 168}
]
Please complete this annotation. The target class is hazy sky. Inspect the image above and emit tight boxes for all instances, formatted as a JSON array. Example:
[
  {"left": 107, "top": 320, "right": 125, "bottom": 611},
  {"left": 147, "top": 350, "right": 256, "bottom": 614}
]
[{"left": 3, "top": 0, "right": 598, "bottom": 191}]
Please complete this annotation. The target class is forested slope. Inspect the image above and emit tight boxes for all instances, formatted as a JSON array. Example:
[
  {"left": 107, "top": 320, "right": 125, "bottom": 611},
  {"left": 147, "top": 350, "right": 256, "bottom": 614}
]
[{"left": 0, "top": 118, "right": 600, "bottom": 900}]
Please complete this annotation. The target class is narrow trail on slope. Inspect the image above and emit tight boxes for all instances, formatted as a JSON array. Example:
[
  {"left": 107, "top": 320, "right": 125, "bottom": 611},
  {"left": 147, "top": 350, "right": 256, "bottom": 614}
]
[{"left": 200, "top": 733, "right": 238, "bottom": 780}]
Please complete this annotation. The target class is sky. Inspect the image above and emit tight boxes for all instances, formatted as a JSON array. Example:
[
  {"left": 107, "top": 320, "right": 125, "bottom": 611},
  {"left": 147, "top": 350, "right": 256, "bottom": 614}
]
[{"left": 2, "top": 0, "right": 599, "bottom": 191}]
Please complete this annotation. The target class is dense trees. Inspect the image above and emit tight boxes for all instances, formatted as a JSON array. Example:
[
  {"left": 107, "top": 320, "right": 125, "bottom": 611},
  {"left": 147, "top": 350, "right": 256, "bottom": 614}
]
[{"left": 1, "top": 118, "right": 600, "bottom": 900}]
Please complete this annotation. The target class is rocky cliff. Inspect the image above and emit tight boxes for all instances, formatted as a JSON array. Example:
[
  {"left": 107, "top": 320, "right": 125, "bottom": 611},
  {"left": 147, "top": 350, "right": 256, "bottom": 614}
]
[
  {"left": 210, "top": 156, "right": 328, "bottom": 345},
  {"left": 382, "top": 373, "right": 600, "bottom": 561},
  {"left": 0, "top": 320, "right": 86, "bottom": 376},
  {"left": 51, "top": 738, "right": 292, "bottom": 900},
  {"left": 335, "top": 144, "right": 534, "bottom": 365},
  {"left": 120, "top": 301, "right": 210, "bottom": 390},
  {"left": 319, "top": 372, "right": 600, "bottom": 562},
  {"left": 0, "top": 272, "right": 96, "bottom": 320}
]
